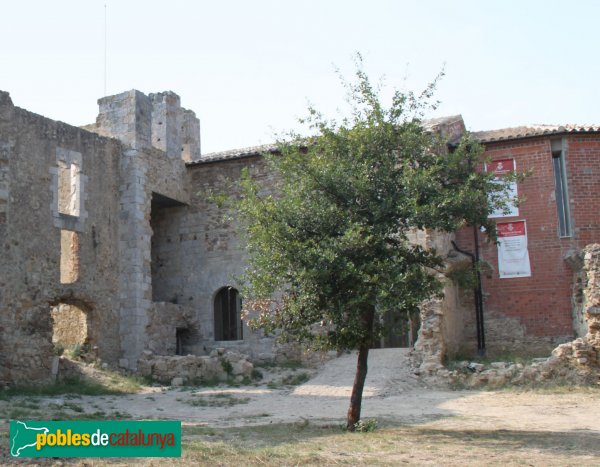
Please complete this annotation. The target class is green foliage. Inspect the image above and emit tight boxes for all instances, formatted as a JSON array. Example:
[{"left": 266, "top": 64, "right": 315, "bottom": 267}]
[
  {"left": 236, "top": 56, "right": 513, "bottom": 352},
  {"left": 62, "top": 343, "right": 87, "bottom": 360},
  {"left": 352, "top": 418, "right": 378, "bottom": 433},
  {"left": 446, "top": 262, "right": 476, "bottom": 289},
  {"left": 220, "top": 358, "right": 234, "bottom": 375},
  {"left": 0, "top": 363, "right": 147, "bottom": 398},
  {"left": 53, "top": 342, "right": 65, "bottom": 356},
  {"left": 281, "top": 372, "right": 310, "bottom": 386}
]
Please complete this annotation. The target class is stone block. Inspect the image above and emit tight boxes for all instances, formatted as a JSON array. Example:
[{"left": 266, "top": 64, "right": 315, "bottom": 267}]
[
  {"left": 171, "top": 377, "right": 184, "bottom": 387},
  {"left": 51, "top": 356, "right": 60, "bottom": 378},
  {"left": 467, "top": 362, "right": 484, "bottom": 373}
]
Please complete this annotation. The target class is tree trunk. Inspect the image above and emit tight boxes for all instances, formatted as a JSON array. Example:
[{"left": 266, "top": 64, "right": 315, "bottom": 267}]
[{"left": 346, "top": 305, "right": 375, "bottom": 431}]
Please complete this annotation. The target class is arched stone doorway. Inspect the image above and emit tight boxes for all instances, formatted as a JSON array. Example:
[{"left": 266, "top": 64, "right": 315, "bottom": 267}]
[{"left": 213, "top": 287, "right": 243, "bottom": 341}]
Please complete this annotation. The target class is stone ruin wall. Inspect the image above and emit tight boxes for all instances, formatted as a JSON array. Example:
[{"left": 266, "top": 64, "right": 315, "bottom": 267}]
[
  {"left": 560, "top": 244, "right": 600, "bottom": 366},
  {"left": 0, "top": 88, "right": 202, "bottom": 385},
  {"left": 83, "top": 90, "right": 195, "bottom": 370},
  {"left": 176, "top": 156, "right": 282, "bottom": 361},
  {"left": 0, "top": 96, "right": 478, "bottom": 385},
  {"left": 410, "top": 229, "right": 477, "bottom": 373},
  {"left": 145, "top": 302, "right": 195, "bottom": 356},
  {"left": 0, "top": 91, "right": 123, "bottom": 385}
]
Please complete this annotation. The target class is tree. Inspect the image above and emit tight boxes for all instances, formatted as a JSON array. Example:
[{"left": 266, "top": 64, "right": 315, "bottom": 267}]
[{"left": 236, "top": 60, "right": 511, "bottom": 431}]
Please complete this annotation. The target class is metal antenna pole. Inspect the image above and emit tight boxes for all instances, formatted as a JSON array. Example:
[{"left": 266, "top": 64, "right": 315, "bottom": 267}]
[{"left": 104, "top": 3, "right": 107, "bottom": 96}]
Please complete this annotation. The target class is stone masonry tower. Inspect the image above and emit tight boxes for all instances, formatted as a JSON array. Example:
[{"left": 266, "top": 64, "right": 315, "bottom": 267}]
[{"left": 85, "top": 90, "right": 200, "bottom": 369}]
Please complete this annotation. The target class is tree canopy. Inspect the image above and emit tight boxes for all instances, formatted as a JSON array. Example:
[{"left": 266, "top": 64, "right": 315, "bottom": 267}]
[{"left": 234, "top": 60, "right": 512, "bottom": 429}]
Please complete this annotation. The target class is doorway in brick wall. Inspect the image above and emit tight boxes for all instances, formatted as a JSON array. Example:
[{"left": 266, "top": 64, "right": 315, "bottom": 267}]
[{"left": 373, "top": 310, "right": 420, "bottom": 348}]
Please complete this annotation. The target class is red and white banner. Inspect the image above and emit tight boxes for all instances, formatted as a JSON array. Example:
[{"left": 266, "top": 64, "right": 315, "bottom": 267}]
[
  {"left": 486, "top": 158, "right": 519, "bottom": 218},
  {"left": 497, "top": 220, "right": 531, "bottom": 278}
]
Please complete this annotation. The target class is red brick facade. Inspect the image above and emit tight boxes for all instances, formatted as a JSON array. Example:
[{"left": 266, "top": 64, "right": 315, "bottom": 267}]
[{"left": 454, "top": 133, "right": 600, "bottom": 355}]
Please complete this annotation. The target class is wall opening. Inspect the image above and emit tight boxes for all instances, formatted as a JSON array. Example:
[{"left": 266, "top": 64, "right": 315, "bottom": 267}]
[
  {"left": 551, "top": 139, "right": 572, "bottom": 237},
  {"left": 57, "top": 160, "right": 80, "bottom": 216},
  {"left": 51, "top": 302, "right": 89, "bottom": 355},
  {"left": 374, "top": 310, "right": 420, "bottom": 348},
  {"left": 176, "top": 327, "right": 190, "bottom": 356},
  {"left": 60, "top": 229, "right": 79, "bottom": 284},
  {"left": 150, "top": 192, "right": 186, "bottom": 302},
  {"left": 214, "top": 287, "right": 243, "bottom": 341}
]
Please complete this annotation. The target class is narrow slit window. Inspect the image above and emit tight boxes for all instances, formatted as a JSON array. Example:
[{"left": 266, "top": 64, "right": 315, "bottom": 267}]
[
  {"left": 58, "top": 161, "right": 80, "bottom": 216},
  {"left": 551, "top": 140, "right": 571, "bottom": 237},
  {"left": 60, "top": 229, "right": 80, "bottom": 283}
]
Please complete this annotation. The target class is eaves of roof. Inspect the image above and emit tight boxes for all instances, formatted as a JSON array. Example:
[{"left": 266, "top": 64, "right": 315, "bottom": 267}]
[
  {"left": 472, "top": 124, "right": 600, "bottom": 144},
  {"left": 186, "top": 115, "right": 467, "bottom": 166}
]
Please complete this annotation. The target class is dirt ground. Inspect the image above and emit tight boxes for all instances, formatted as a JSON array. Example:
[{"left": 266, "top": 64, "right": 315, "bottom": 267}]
[
  {"left": 5, "top": 348, "right": 599, "bottom": 431},
  {"left": 103, "top": 349, "right": 600, "bottom": 431},
  {"left": 1, "top": 348, "right": 599, "bottom": 465}
]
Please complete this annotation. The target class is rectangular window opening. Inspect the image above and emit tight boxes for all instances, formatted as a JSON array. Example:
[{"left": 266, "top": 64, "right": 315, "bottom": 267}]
[
  {"left": 58, "top": 161, "right": 80, "bottom": 217},
  {"left": 60, "top": 229, "right": 80, "bottom": 284},
  {"left": 551, "top": 140, "right": 572, "bottom": 237}
]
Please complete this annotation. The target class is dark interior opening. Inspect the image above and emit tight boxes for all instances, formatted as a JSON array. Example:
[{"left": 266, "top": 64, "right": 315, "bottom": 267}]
[{"left": 214, "top": 287, "right": 243, "bottom": 341}]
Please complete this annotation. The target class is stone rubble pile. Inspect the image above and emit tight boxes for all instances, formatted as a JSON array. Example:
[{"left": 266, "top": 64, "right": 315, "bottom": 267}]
[
  {"left": 137, "top": 348, "right": 254, "bottom": 386},
  {"left": 433, "top": 340, "right": 599, "bottom": 389}
]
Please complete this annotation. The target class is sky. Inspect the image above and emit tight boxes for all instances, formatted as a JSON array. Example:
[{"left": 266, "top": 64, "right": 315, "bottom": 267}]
[{"left": 1, "top": 0, "right": 598, "bottom": 154}]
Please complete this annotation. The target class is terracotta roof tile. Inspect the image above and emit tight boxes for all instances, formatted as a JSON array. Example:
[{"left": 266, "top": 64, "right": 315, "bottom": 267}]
[
  {"left": 472, "top": 124, "right": 600, "bottom": 143},
  {"left": 186, "top": 115, "right": 467, "bottom": 166}
]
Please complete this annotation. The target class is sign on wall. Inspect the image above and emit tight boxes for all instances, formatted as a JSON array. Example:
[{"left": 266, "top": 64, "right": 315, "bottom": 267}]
[
  {"left": 497, "top": 220, "right": 531, "bottom": 278},
  {"left": 486, "top": 158, "right": 519, "bottom": 218}
]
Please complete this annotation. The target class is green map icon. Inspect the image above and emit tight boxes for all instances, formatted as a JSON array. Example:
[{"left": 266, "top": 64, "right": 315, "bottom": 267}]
[{"left": 10, "top": 421, "right": 49, "bottom": 457}]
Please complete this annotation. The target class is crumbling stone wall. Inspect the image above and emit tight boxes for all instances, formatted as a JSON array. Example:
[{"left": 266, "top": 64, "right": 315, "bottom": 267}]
[
  {"left": 410, "top": 229, "right": 477, "bottom": 373},
  {"left": 557, "top": 244, "right": 600, "bottom": 365},
  {"left": 145, "top": 302, "right": 195, "bottom": 356},
  {"left": 137, "top": 349, "right": 254, "bottom": 385},
  {"left": 583, "top": 245, "right": 600, "bottom": 350},
  {"left": 0, "top": 91, "right": 122, "bottom": 385}
]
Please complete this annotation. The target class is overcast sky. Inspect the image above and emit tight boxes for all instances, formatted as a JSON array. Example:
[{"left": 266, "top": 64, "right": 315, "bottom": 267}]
[{"left": 1, "top": 0, "right": 598, "bottom": 154}]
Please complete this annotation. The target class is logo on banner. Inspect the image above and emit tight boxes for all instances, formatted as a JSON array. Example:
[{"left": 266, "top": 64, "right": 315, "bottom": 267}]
[
  {"left": 486, "top": 158, "right": 519, "bottom": 218},
  {"left": 10, "top": 420, "right": 181, "bottom": 458}
]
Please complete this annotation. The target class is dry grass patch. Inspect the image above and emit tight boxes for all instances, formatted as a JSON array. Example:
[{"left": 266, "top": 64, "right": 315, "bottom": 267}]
[{"left": 167, "top": 422, "right": 600, "bottom": 466}]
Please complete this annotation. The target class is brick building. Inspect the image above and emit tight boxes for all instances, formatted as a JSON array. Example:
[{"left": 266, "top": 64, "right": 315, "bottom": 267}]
[{"left": 453, "top": 126, "right": 600, "bottom": 356}]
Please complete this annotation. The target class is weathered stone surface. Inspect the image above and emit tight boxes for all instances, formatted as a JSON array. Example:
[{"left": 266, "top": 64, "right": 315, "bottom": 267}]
[
  {"left": 171, "top": 377, "right": 184, "bottom": 387},
  {"left": 137, "top": 350, "right": 254, "bottom": 385},
  {"left": 0, "top": 93, "right": 122, "bottom": 385}
]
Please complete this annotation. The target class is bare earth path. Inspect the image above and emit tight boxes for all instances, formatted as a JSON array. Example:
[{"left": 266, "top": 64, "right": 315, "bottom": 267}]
[
  {"left": 0, "top": 349, "right": 600, "bottom": 467},
  {"left": 2, "top": 349, "right": 600, "bottom": 465},
  {"left": 20, "top": 348, "right": 598, "bottom": 433}
]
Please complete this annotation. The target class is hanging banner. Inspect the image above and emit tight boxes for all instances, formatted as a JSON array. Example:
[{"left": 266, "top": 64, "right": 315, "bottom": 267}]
[
  {"left": 486, "top": 158, "right": 519, "bottom": 218},
  {"left": 497, "top": 220, "right": 531, "bottom": 278}
]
